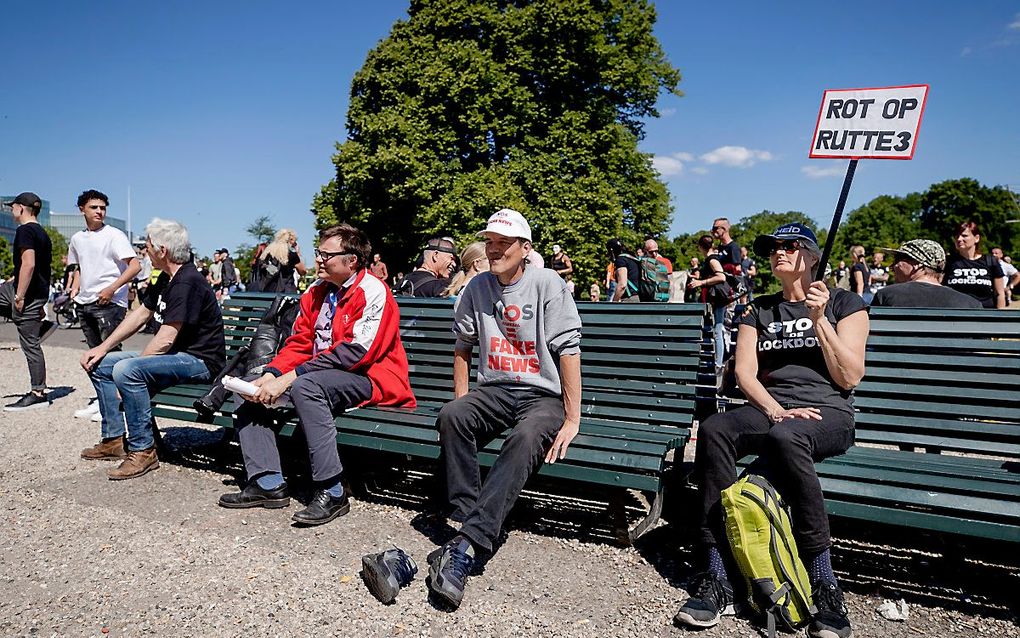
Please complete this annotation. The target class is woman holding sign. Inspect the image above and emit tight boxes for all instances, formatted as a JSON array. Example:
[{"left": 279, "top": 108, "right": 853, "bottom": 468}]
[
  {"left": 675, "top": 222, "right": 868, "bottom": 638},
  {"left": 943, "top": 221, "right": 1005, "bottom": 309}
]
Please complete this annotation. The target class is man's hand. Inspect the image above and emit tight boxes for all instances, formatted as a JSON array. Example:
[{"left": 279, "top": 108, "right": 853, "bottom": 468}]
[
  {"left": 544, "top": 417, "right": 580, "bottom": 464},
  {"left": 97, "top": 286, "right": 116, "bottom": 305},
  {"left": 80, "top": 346, "right": 108, "bottom": 372},
  {"left": 250, "top": 373, "right": 292, "bottom": 406},
  {"left": 14, "top": 297, "right": 24, "bottom": 313}
]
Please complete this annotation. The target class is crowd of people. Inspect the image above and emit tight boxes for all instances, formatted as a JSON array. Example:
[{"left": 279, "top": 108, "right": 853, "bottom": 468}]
[{"left": 2, "top": 188, "right": 1017, "bottom": 637}]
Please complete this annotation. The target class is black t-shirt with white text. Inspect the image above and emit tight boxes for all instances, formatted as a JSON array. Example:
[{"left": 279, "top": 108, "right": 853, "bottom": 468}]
[
  {"left": 738, "top": 287, "right": 866, "bottom": 415},
  {"left": 943, "top": 254, "right": 1003, "bottom": 308},
  {"left": 13, "top": 222, "right": 52, "bottom": 302},
  {"left": 871, "top": 281, "right": 982, "bottom": 309},
  {"left": 143, "top": 262, "right": 225, "bottom": 376}
]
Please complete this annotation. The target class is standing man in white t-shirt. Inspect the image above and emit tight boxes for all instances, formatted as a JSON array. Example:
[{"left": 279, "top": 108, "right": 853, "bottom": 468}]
[{"left": 67, "top": 189, "right": 140, "bottom": 418}]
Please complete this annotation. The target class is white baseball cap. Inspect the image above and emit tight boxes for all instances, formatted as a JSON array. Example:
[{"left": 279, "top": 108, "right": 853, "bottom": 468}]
[{"left": 478, "top": 208, "right": 531, "bottom": 241}]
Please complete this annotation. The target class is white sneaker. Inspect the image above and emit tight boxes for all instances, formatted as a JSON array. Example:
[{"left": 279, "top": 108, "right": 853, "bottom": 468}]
[
  {"left": 74, "top": 402, "right": 101, "bottom": 418},
  {"left": 91, "top": 411, "right": 103, "bottom": 422}
]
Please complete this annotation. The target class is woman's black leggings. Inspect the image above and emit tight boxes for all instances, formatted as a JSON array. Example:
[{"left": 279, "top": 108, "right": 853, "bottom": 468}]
[{"left": 694, "top": 404, "right": 854, "bottom": 556}]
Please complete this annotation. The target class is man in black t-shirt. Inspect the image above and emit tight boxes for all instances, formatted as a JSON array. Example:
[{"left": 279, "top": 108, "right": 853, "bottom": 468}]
[
  {"left": 711, "top": 217, "right": 741, "bottom": 272},
  {"left": 79, "top": 218, "right": 225, "bottom": 480},
  {"left": 872, "top": 239, "right": 981, "bottom": 308},
  {"left": 1, "top": 192, "right": 56, "bottom": 411},
  {"left": 399, "top": 237, "right": 456, "bottom": 297}
]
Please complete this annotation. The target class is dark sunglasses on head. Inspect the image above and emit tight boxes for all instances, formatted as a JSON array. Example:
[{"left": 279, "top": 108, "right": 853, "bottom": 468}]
[
  {"left": 711, "top": 225, "right": 724, "bottom": 231},
  {"left": 769, "top": 240, "right": 802, "bottom": 255}
]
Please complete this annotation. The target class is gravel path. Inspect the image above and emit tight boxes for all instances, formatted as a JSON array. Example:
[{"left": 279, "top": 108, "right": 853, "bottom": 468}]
[{"left": 1, "top": 333, "right": 1017, "bottom": 637}]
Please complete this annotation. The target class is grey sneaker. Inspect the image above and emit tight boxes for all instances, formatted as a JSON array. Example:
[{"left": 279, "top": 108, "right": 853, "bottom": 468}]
[
  {"left": 674, "top": 571, "right": 736, "bottom": 628},
  {"left": 427, "top": 536, "right": 475, "bottom": 609},
  {"left": 361, "top": 547, "right": 418, "bottom": 604}
]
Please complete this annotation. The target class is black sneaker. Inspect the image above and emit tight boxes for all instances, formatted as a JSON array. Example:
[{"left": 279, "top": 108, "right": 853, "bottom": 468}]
[
  {"left": 809, "top": 580, "right": 852, "bottom": 638},
  {"left": 3, "top": 393, "right": 50, "bottom": 412},
  {"left": 218, "top": 481, "right": 290, "bottom": 509},
  {"left": 39, "top": 320, "right": 57, "bottom": 343},
  {"left": 427, "top": 536, "right": 475, "bottom": 609},
  {"left": 291, "top": 490, "right": 350, "bottom": 526},
  {"left": 674, "top": 571, "right": 736, "bottom": 628},
  {"left": 361, "top": 547, "right": 418, "bottom": 604}
]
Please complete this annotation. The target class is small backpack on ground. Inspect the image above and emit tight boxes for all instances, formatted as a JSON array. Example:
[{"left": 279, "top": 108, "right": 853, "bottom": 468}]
[{"left": 722, "top": 474, "right": 816, "bottom": 638}]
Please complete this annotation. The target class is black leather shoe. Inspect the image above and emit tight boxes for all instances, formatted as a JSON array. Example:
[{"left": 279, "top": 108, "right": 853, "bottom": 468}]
[
  {"left": 218, "top": 482, "right": 290, "bottom": 509},
  {"left": 291, "top": 490, "right": 350, "bottom": 526}
]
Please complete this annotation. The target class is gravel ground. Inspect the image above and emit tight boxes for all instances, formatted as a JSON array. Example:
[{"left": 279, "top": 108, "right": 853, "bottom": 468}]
[{"left": 1, "top": 331, "right": 1017, "bottom": 637}]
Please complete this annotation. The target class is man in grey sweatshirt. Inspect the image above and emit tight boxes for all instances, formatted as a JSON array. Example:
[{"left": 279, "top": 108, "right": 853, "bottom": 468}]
[{"left": 428, "top": 208, "right": 582, "bottom": 609}]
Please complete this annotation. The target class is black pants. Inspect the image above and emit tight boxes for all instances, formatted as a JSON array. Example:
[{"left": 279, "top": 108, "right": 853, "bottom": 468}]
[
  {"left": 78, "top": 302, "right": 126, "bottom": 350},
  {"left": 695, "top": 404, "right": 854, "bottom": 556},
  {"left": 437, "top": 385, "right": 563, "bottom": 552}
]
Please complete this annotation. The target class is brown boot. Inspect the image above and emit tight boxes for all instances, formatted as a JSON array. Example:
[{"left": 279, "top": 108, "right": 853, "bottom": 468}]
[
  {"left": 80, "top": 437, "right": 127, "bottom": 460},
  {"left": 108, "top": 447, "right": 159, "bottom": 480}
]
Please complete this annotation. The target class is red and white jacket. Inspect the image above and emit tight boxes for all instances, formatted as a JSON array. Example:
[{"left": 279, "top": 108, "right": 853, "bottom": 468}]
[{"left": 266, "top": 269, "right": 416, "bottom": 408}]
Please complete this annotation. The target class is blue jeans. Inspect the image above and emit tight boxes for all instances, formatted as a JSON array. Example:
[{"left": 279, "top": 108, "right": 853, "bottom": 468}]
[
  {"left": 712, "top": 304, "right": 727, "bottom": 368},
  {"left": 90, "top": 351, "right": 211, "bottom": 451}
]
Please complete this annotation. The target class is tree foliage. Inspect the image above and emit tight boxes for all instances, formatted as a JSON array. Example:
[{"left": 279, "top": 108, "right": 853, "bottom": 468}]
[
  {"left": 0, "top": 237, "right": 12, "bottom": 279},
  {"left": 919, "top": 178, "right": 1020, "bottom": 255},
  {"left": 246, "top": 215, "right": 277, "bottom": 245},
  {"left": 314, "top": 0, "right": 681, "bottom": 286},
  {"left": 43, "top": 227, "right": 68, "bottom": 284}
]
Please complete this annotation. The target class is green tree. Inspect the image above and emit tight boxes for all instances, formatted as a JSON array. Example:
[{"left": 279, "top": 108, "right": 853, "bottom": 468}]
[
  {"left": 919, "top": 178, "right": 1020, "bottom": 255},
  {"left": 43, "top": 227, "right": 69, "bottom": 284},
  {"left": 235, "top": 215, "right": 279, "bottom": 284},
  {"left": 832, "top": 192, "right": 925, "bottom": 265},
  {"left": 246, "top": 215, "right": 277, "bottom": 244},
  {"left": 314, "top": 0, "right": 682, "bottom": 288},
  {"left": 0, "top": 237, "right": 12, "bottom": 279}
]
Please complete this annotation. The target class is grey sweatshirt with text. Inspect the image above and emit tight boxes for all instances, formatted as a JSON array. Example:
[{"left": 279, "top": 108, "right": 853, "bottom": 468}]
[{"left": 453, "top": 266, "right": 582, "bottom": 396}]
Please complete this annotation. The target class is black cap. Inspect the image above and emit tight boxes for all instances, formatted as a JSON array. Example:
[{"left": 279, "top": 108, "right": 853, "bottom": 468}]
[
  {"left": 10, "top": 192, "right": 42, "bottom": 210},
  {"left": 217, "top": 247, "right": 229, "bottom": 254}
]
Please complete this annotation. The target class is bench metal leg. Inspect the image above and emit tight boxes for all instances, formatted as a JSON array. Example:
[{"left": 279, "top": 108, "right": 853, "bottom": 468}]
[{"left": 609, "top": 486, "right": 666, "bottom": 546}]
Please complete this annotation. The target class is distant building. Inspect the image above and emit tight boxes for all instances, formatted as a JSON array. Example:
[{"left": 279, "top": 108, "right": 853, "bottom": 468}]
[
  {"left": 48, "top": 213, "right": 129, "bottom": 243},
  {"left": 1, "top": 195, "right": 52, "bottom": 244}
]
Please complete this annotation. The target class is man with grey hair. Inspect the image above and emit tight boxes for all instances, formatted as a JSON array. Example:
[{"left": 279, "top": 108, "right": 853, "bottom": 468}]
[
  {"left": 871, "top": 239, "right": 981, "bottom": 308},
  {"left": 79, "top": 218, "right": 225, "bottom": 480},
  {"left": 399, "top": 237, "right": 457, "bottom": 297}
]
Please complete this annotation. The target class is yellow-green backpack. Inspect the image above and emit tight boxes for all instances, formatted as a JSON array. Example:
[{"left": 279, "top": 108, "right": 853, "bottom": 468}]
[{"left": 722, "top": 474, "right": 816, "bottom": 636}]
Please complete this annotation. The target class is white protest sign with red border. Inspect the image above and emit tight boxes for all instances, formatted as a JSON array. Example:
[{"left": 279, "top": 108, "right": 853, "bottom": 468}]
[{"left": 809, "top": 84, "right": 929, "bottom": 160}]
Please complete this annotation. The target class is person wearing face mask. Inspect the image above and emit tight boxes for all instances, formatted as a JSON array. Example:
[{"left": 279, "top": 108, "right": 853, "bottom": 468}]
[
  {"left": 675, "top": 222, "right": 868, "bottom": 638},
  {"left": 399, "top": 237, "right": 458, "bottom": 297},
  {"left": 943, "top": 220, "right": 1006, "bottom": 309}
]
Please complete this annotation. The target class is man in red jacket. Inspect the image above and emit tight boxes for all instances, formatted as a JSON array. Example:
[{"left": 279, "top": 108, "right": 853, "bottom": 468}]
[{"left": 218, "top": 223, "right": 415, "bottom": 526}]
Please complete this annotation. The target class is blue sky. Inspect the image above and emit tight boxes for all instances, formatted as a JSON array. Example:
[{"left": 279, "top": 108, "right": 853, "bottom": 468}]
[{"left": 2, "top": 1, "right": 1018, "bottom": 259}]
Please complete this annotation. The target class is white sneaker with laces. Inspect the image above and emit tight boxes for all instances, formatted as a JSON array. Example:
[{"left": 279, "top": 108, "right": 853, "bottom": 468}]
[{"left": 75, "top": 402, "right": 101, "bottom": 419}]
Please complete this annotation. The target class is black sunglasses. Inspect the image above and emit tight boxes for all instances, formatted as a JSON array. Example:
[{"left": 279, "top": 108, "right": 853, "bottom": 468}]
[
  {"left": 769, "top": 240, "right": 802, "bottom": 255},
  {"left": 314, "top": 248, "right": 353, "bottom": 262}
]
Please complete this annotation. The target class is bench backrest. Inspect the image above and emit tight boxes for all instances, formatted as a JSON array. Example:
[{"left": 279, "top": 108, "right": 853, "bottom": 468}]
[
  {"left": 398, "top": 298, "right": 704, "bottom": 430},
  {"left": 855, "top": 307, "right": 1020, "bottom": 459}
]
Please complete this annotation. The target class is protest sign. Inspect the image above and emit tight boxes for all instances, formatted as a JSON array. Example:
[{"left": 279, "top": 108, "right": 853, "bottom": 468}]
[
  {"left": 810, "top": 84, "right": 929, "bottom": 159},
  {"left": 809, "top": 84, "right": 929, "bottom": 280}
]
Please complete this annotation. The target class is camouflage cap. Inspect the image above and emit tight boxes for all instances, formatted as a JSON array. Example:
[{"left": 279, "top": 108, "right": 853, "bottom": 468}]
[{"left": 881, "top": 239, "right": 946, "bottom": 272}]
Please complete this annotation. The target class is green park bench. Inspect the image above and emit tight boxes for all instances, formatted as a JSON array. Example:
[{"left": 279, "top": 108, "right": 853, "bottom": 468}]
[
  {"left": 735, "top": 307, "right": 1020, "bottom": 544},
  {"left": 151, "top": 292, "right": 704, "bottom": 543}
]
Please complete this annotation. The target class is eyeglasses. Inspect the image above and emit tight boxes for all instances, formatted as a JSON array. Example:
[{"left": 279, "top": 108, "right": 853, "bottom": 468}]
[
  {"left": 769, "top": 240, "right": 802, "bottom": 255},
  {"left": 314, "top": 248, "right": 352, "bottom": 262}
]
